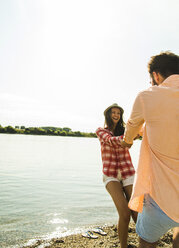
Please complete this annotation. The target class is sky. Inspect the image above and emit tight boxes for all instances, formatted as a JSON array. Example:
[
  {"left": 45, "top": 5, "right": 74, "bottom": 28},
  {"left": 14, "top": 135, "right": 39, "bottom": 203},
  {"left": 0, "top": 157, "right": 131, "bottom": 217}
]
[{"left": 0, "top": 0, "right": 179, "bottom": 132}]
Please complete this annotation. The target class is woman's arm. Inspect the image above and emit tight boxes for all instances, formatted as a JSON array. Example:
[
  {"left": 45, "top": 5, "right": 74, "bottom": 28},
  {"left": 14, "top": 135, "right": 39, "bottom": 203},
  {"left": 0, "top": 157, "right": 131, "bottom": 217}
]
[{"left": 96, "top": 128, "right": 123, "bottom": 148}]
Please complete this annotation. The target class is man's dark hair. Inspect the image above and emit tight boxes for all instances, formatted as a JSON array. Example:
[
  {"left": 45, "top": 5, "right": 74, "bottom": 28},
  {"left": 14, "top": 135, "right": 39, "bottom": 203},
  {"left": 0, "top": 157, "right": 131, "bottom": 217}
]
[{"left": 148, "top": 51, "right": 179, "bottom": 79}]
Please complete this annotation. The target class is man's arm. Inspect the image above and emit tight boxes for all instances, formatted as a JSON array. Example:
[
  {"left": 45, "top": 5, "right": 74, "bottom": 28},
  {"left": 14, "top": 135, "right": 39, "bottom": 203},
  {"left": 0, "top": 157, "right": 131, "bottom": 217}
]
[
  {"left": 121, "top": 93, "right": 144, "bottom": 148},
  {"left": 120, "top": 140, "right": 133, "bottom": 148}
]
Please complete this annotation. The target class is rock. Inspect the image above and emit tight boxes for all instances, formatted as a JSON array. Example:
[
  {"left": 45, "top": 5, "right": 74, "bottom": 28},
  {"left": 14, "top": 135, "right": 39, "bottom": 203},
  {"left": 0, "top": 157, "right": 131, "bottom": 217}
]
[{"left": 54, "top": 239, "right": 64, "bottom": 244}]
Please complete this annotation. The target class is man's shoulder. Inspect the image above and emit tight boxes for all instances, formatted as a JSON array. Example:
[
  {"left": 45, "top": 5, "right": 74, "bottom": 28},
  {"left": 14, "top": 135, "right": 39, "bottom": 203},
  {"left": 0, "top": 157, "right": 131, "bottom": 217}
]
[{"left": 137, "top": 86, "right": 159, "bottom": 98}]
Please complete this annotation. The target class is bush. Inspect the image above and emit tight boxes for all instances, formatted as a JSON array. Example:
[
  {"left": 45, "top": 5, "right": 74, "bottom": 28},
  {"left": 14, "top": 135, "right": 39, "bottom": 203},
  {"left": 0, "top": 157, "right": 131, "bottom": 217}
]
[{"left": 5, "top": 126, "right": 17, "bottom": 134}]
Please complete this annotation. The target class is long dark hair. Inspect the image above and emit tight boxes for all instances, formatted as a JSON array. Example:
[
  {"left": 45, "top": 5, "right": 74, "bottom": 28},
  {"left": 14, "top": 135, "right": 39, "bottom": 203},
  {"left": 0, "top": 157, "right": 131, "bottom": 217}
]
[{"left": 104, "top": 107, "right": 125, "bottom": 136}]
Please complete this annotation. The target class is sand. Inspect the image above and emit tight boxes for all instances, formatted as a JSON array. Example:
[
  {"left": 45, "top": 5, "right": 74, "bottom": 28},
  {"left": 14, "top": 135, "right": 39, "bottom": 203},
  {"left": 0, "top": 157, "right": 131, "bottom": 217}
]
[{"left": 22, "top": 222, "right": 173, "bottom": 248}]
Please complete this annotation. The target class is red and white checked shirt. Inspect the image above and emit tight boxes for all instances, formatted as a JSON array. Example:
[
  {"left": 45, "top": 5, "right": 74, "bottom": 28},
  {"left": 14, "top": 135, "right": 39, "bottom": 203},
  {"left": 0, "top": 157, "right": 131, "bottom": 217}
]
[{"left": 96, "top": 127, "right": 135, "bottom": 179}]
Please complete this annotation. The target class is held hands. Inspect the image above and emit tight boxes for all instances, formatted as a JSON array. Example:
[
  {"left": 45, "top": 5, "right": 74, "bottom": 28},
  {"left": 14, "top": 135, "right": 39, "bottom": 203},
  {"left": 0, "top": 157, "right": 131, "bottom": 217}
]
[
  {"left": 134, "top": 134, "right": 141, "bottom": 140},
  {"left": 120, "top": 140, "right": 133, "bottom": 149}
]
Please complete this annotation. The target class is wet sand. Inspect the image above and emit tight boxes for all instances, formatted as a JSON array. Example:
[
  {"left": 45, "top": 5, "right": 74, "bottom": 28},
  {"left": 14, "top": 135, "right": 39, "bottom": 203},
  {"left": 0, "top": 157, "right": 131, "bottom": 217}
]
[{"left": 22, "top": 222, "right": 173, "bottom": 248}]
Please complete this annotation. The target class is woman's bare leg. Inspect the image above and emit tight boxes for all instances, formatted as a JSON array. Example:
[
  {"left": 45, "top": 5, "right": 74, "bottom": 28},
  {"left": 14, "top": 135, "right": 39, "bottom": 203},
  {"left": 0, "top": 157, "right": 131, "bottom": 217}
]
[
  {"left": 123, "top": 185, "right": 138, "bottom": 223},
  {"left": 106, "top": 181, "right": 131, "bottom": 248}
]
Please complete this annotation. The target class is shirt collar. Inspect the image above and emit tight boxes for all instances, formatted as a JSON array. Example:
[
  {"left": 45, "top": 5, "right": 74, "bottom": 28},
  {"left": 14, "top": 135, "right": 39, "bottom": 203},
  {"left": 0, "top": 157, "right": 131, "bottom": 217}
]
[{"left": 160, "top": 74, "right": 179, "bottom": 88}]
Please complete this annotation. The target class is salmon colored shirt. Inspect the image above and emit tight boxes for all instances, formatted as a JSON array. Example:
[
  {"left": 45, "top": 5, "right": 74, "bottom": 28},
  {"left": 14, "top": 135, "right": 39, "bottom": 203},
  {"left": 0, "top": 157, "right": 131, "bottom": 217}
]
[{"left": 124, "top": 74, "right": 179, "bottom": 222}]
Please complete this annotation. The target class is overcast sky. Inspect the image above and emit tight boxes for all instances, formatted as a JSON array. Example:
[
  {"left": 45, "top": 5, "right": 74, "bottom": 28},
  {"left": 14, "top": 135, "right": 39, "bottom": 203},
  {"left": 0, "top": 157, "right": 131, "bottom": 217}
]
[{"left": 0, "top": 0, "right": 179, "bottom": 132}]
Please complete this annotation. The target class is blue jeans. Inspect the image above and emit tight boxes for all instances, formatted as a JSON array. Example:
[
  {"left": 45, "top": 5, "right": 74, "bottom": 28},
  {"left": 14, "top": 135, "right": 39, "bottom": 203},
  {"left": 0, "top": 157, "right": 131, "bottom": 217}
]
[{"left": 136, "top": 194, "right": 179, "bottom": 243}]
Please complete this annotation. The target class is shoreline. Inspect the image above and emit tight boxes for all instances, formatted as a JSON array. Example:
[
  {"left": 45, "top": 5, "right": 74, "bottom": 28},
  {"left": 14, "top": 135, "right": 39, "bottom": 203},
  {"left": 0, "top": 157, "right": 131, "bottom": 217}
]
[{"left": 22, "top": 222, "right": 173, "bottom": 248}]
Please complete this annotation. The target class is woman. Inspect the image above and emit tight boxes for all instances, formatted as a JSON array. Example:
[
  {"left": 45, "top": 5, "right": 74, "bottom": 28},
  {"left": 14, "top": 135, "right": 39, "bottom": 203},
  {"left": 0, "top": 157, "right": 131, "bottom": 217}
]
[{"left": 96, "top": 103, "right": 137, "bottom": 248}]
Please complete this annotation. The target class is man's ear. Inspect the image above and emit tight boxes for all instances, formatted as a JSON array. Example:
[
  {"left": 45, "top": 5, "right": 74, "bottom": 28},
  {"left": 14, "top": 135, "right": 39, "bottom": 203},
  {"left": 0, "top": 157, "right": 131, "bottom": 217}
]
[
  {"left": 152, "top": 72, "right": 160, "bottom": 84},
  {"left": 152, "top": 71, "right": 165, "bottom": 85}
]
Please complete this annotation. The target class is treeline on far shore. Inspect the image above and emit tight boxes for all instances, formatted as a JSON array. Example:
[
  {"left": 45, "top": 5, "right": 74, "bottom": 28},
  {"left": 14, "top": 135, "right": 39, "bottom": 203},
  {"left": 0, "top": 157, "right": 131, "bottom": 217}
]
[{"left": 0, "top": 125, "right": 97, "bottom": 138}]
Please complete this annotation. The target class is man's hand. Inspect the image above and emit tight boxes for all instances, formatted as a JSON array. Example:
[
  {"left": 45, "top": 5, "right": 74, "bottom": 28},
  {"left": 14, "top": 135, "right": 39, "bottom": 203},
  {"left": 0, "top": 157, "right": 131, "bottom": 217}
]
[
  {"left": 134, "top": 134, "right": 141, "bottom": 140},
  {"left": 120, "top": 140, "right": 133, "bottom": 149}
]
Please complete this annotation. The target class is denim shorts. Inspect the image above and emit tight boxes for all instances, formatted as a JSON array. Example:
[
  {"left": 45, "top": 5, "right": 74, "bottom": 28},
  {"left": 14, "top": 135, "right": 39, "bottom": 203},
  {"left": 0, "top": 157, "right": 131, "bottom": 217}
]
[{"left": 136, "top": 194, "right": 179, "bottom": 243}]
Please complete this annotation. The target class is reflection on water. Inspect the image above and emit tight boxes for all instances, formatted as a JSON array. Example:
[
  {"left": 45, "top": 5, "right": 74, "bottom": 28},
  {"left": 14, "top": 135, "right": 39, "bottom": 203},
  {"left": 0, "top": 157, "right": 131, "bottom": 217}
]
[{"left": 0, "top": 134, "right": 140, "bottom": 247}]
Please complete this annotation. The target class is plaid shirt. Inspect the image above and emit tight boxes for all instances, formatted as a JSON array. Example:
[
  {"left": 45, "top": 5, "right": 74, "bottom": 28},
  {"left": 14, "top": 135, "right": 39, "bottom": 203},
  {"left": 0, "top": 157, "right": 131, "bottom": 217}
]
[{"left": 96, "top": 127, "right": 135, "bottom": 179}]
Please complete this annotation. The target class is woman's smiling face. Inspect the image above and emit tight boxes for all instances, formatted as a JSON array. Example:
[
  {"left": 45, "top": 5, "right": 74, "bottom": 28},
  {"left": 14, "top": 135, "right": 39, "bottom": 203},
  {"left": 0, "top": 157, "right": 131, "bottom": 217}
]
[{"left": 110, "top": 107, "right": 121, "bottom": 125}]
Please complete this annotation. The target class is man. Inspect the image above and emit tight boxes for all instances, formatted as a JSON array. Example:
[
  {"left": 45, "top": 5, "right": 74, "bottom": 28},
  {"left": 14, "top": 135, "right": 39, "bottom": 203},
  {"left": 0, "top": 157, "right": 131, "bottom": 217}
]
[{"left": 121, "top": 52, "right": 179, "bottom": 248}]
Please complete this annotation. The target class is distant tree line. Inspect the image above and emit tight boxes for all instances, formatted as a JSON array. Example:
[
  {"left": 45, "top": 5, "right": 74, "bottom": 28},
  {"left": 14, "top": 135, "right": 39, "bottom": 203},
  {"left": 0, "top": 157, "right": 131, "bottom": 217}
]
[{"left": 0, "top": 125, "right": 97, "bottom": 138}]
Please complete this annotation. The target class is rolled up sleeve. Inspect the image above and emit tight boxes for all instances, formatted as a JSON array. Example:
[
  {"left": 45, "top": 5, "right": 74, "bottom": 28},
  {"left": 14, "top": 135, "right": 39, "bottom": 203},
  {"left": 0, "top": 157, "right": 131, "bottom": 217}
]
[
  {"left": 96, "top": 128, "right": 123, "bottom": 148},
  {"left": 124, "top": 93, "right": 144, "bottom": 144}
]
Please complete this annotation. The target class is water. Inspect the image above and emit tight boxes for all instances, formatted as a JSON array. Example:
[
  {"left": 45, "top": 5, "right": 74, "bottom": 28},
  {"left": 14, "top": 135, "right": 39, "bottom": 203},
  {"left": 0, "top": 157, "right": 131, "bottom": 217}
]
[{"left": 0, "top": 134, "right": 141, "bottom": 248}]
